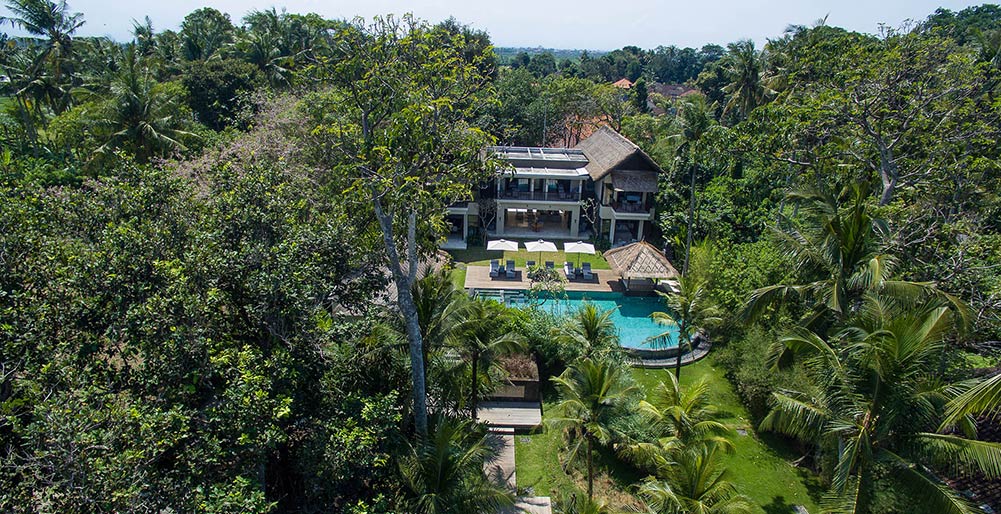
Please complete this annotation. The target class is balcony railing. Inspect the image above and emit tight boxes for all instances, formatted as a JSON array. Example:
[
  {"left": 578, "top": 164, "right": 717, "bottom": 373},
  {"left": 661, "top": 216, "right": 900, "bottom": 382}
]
[
  {"left": 498, "top": 189, "right": 581, "bottom": 202},
  {"left": 608, "top": 201, "right": 653, "bottom": 213}
]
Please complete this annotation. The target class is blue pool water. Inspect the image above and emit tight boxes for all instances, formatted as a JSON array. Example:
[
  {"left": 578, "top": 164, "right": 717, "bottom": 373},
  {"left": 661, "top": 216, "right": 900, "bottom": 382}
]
[{"left": 513, "top": 291, "right": 679, "bottom": 350}]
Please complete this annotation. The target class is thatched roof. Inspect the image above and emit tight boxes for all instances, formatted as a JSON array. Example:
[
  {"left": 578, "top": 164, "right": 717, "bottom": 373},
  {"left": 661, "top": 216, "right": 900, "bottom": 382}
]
[
  {"left": 575, "top": 126, "right": 663, "bottom": 181},
  {"left": 603, "top": 241, "right": 679, "bottom": 280},
  {"left": 611, "top": 170, "right": 658, "bottom": 193}
]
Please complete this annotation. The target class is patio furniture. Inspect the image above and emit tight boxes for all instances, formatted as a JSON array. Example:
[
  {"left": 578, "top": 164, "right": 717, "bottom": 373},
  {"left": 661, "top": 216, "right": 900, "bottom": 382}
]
[
  {"left": 582, "top": 262, "right": 594, "bottom": 280},
  {"left": 506, "top": 260, "right": 516, "bottom": 279},
  {"left": 544, "top": 261, "right": 555, "bottom": 270},
  {"left": 526, "top": 260, "right": 536, "bottom": 269},
  {"left": 564, "top": 262, "right": 574, "bottom": 280},
  {"left": 489, "top": 259, "right": 500, "bottom": 278}
]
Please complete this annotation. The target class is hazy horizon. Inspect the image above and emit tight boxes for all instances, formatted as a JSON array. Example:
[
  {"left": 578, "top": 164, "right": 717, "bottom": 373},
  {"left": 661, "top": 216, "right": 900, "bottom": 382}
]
[{"left": 0, "top": 0, "right": 989, "bottom": 51}]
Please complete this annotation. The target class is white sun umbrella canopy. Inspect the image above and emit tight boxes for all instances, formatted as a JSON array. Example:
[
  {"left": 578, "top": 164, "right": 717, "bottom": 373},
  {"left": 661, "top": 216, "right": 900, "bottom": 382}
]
[
  {"left": 486, "top": 239, "right": 520, "bottom": 252},
  {"left": 564, "top": 240, "right": 596, "bottom": 267},
  {"left": 524, "top": 239, "right": 558, "bottom": 262}
]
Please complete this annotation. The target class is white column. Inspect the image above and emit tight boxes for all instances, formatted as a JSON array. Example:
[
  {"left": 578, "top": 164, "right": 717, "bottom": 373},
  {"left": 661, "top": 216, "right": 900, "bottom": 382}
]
[
  {"left": 608, "top": 218, "right": 616, "bottom": 244},
  {"left": 637, "top": 219, "right": 644, "bottom": 241},
  {"left": 497, "top": 207, "right": 505, "bottom": 235},
  {"left": 570, "top": 205, "right": 580, "bottom": 236},
  {"left": 463, "top": 213, "right": 468, "bottom": 241}
]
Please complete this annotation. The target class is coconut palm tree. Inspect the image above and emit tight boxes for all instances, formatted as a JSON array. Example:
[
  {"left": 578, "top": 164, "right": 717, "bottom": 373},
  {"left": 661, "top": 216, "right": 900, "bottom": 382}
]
[
  {"left": 759, "top": 297, "right": 1001, "bottom": 514},
  {"left": 671, "top": 93, "right": 715, "bottom": 275},
  {"left": 94, "top": 46, "right": 196, "bottom": 162},
  {"left": 557, "top": 303, "right": 622, "bottom": 361},
  {"left": 411, "top": 268, "right": 467, "bottom": 366},
  {"left": 637, "top": 444, "right": 753, "bottom": 514},
  {"left": 619, "top": 372, "right": 733, "bottom": 474},
  {"left": 398, "top": 414, "right": 516, "bottom": 514},
  {"left": 1, "top": 0, "right": 84, "bottom": 113},
  {"left": 453, "top": 299, "right": 524, "bottom": 419},
  {"left": 742, "top": 185, "right": 968, "bottom": 333},
  {"left": 640, "top": 373, "right": 732, "bottom": 447},
  {"left": 549, "top": 358, "right": 638, "bottom": 501},
  {"left": 719, "top": 39, "right": 770, "bottom": 121},
  {"left": 651, "top": 242, "right": 721, "bottom": 380}
]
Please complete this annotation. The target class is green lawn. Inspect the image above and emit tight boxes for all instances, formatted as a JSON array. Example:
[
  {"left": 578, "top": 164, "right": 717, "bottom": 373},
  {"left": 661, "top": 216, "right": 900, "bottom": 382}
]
[
  {"left": 447, "top": 247, "right": 610, "bottom": 269},
  {"left": 516, "top": 359, "right": 823, "bottom": 513}
]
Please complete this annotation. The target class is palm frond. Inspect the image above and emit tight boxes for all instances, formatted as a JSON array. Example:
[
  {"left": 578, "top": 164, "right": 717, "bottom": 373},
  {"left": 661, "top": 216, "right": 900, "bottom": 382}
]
[
  {"left": 759, "top": 391, "right": 828, "bottom": 441},
  {"left": 880, "top": 450, "right": 977, "bottom": 514},
  {"left": 913, "top": 432, "right": 1001, "bottom": 479},
  {"left": 942, "top": 373, "right": 1001, "bottom": 427}
]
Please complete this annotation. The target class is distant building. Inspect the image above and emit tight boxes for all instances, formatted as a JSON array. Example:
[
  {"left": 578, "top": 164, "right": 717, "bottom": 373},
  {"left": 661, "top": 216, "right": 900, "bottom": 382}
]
[
  {"left": 647, "top": 83, "right": 699, "bottom": 115},
  {"left": 611, "top": 78, "right": 633, "bottom": 89},
  {"left": 442, "top": 126, "right": 661, "bottom": 249}
]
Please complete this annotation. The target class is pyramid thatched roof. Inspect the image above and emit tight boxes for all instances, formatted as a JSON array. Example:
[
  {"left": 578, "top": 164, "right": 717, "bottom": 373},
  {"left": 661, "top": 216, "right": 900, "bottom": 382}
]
[
  {"left": 574, "top": 126, "right": 663, "bottom": 181},
  {"left": 603, "top": 241, "right": 679, "bottom": 280}
]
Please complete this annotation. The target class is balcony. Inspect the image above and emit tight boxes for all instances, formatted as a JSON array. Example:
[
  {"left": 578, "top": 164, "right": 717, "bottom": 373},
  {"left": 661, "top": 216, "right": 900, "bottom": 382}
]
[
  {"left": 600, "top": 201, "right": 654, "bottom": 220},
  {"left": 498, "top": 189, "right": 581, "bottom": 202},
  {"left": 609, "top": 201, "right": 652, "bottom": 214}
]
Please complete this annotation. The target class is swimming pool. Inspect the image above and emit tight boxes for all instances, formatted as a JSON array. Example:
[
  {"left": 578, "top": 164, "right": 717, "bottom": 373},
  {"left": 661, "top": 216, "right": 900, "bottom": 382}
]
[{"left": 511, "top": 291, "right": 679, "bottom": 350}]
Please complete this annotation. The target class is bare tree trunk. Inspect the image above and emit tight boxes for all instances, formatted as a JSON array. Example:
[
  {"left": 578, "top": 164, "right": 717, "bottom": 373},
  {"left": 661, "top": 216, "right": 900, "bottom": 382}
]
[
  {"left": 373, "top": 198, "right": 429, "bottom": 435},
  {"left": 675, "top": 320, "right": 687, "bottom": 380},
  {"left": 470, "top": 352, "right": 479, "bottom": 420},
  {"left": 586, "top": 435, "right": 594, "bottom": 501},
  {"left": 877, "top": 144, "right": 898, "bottom": 206},
  {"left": 683, "top": 162, "right": 696, "bottom": 276}
]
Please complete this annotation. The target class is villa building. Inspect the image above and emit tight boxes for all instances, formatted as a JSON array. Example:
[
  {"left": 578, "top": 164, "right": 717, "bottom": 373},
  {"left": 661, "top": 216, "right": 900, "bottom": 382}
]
[{"left": 443, "top": 126, "right": 662, "bottom": 249}]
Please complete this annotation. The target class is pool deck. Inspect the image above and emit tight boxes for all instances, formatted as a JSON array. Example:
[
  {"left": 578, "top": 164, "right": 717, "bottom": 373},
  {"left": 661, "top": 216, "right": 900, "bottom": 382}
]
[{"left": 464, "top": 265, "right": 622, "bottom": 292}]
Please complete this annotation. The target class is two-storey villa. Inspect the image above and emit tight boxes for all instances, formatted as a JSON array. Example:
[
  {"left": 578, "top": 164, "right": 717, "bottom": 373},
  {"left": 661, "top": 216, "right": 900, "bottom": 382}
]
[{"left": 443, "top": 126, "right": 662, "bottom": 249}]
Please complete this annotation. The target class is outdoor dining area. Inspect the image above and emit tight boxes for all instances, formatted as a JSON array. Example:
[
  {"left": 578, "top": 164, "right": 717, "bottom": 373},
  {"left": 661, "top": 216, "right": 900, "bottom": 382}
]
[{"left": 485, "top": 239, "right": 598, "bottom": 283}]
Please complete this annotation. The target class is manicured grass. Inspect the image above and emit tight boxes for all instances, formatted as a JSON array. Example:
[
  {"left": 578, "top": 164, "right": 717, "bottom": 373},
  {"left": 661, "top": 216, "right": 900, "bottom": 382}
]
[
  {"left": 516, "top": 359, "right": 823, "bottom": 513},
  {"left": 515, "top": 395, "right": 645, "bottom": 510},
  {"left": 448, "top": 246, "right": 610, "bottom": 269},
  {"left": 449, "top": 267, "right": 467, "bottom": 290}
]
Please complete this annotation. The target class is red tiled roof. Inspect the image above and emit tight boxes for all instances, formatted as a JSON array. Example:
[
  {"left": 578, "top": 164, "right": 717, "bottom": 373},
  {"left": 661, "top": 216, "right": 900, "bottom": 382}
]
[{"left": 612, "top": 78, "right": 633, "bottom": 89}]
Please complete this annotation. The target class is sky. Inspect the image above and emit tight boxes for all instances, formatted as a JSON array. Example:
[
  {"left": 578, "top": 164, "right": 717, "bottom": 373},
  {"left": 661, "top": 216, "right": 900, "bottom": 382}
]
[{"left": 1, "top": 0, "right": 989, "bottom": 50}]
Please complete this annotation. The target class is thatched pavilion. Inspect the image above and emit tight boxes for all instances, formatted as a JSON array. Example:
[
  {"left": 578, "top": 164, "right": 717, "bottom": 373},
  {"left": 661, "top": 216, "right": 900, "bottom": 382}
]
[{"left": 603, "top": 241, "right": 680, "bottom": 293}]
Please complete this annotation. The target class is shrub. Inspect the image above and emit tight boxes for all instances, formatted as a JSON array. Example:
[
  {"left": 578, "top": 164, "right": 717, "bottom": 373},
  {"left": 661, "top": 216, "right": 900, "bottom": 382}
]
[{"left": 713, "top": 326, "right": 808, "bottom": 420}]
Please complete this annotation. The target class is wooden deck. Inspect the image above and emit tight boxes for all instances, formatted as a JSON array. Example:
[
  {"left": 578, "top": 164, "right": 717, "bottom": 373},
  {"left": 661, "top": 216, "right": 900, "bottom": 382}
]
[{"left": 464, "top": 265, "right": 622, "bottom": 293}]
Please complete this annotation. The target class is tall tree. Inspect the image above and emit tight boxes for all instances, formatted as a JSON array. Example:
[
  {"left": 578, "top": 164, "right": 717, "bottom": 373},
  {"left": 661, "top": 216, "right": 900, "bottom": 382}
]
[
  {"left": 398, "top": 415, "right": 516, "bottom": 513},
  {"left": 311, "top": 15, "right": 498, "bottom": 435},
  {"left": 742, "top": 185, "right": 968, "bottom": 332},
  {"left": 93, "top": 46, "right": 197, "bottom": 162},
  {"left": 760, "top": 298, "right": 1001, "bottom": 513},
  {"left": 453, "top": 299, "right": 524, "bottom": 419},
  {"left": 671, "top": 93, "right": 716, "bottom": 275},
  {"left": 652, "top": 241, "right": 721, "bottom": 380},
  {"left": 637, "top": 444, "right": 753, "bottom": 514},
  {"left": 1, "top": 0, "right": 84, "bottom": 113},
  {"left": 179, "top": 7, "right": 235, "bottom": 61},
  {"left": 719, "top": 40, "right": 770, "bottom": 121},
  {"left": 549, "top": 359, "right": 637, "bottom": 500},
  {"left": 556, "top": 303, "right": 622, "bottom": 361}
]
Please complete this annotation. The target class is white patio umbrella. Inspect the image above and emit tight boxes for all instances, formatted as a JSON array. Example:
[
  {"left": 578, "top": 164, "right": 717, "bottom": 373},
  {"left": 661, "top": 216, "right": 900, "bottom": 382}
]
[
  {"left": 486, "top": 239, "right": 519, "bottom": 252},
  {"left": 524, "top": 239, "right": 557, "bottom": 262},
  {"left": 563, "top": 240, "right": 596, "bottom": 267}
]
